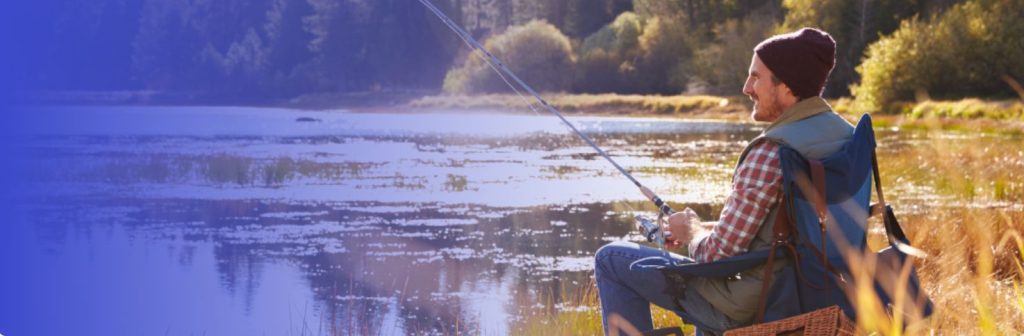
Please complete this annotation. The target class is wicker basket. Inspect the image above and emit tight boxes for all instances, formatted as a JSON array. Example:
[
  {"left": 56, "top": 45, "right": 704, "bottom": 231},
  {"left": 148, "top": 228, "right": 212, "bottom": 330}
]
[{"left": 723, "top": 306, "right": 856, "bottom": 336}]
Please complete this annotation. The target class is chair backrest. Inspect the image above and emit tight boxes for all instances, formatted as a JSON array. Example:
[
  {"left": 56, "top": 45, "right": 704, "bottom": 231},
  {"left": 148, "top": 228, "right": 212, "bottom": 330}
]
[
  {"left": 773, "top": 114, "right": 874, "bottom": 319},
  {"left": 632, "top": 115, "right": 932, "bottom": 329},
  {"left": 773, "top": 114, "right": 933, "bottom": 322}
]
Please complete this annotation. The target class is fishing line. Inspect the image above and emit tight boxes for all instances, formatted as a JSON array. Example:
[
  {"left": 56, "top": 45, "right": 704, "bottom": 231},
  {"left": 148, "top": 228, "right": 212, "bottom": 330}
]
[
  {"left": 421, "top": 1, "right": 542, "bottom": 117},
  {"left": 417, "top": 0, "right": 677, "bottom": 217}
]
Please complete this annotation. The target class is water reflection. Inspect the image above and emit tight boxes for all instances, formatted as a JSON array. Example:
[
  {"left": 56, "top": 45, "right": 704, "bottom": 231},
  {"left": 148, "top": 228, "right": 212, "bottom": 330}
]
[{"left": 10, "top": 107, "right": 1021, "bottom": 334}]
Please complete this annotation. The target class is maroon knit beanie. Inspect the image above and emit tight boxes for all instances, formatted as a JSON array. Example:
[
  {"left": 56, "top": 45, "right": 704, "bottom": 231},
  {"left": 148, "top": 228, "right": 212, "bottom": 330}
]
[{"left": 754, "top": 28, "right": 836, "bottom": 99}]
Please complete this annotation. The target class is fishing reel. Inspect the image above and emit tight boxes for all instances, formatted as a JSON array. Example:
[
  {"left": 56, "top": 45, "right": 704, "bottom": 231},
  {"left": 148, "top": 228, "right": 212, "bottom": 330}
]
[{"left": 635, "top": 213, "right": 667, "bottom": 249}]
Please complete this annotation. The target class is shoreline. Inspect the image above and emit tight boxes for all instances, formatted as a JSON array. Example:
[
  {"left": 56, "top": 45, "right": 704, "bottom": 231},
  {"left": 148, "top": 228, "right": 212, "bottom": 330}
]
[{"left": 14, "top": 90, "right": 1023, "bottom": 134}]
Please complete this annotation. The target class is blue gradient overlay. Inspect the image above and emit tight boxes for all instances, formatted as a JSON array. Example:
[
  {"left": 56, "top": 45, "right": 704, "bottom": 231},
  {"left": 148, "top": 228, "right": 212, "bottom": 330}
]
[{"left": 0, "top": 2, "right": 761, "bottom": 335}]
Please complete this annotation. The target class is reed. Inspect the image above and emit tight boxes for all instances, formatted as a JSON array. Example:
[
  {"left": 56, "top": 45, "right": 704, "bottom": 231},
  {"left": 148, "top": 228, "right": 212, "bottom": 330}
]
[
  {"left": 509, "top": 277, "right": 694, "bottom": 335},
  {"left": 514, "top": 111, "right": 1024, "bottom": 334}
]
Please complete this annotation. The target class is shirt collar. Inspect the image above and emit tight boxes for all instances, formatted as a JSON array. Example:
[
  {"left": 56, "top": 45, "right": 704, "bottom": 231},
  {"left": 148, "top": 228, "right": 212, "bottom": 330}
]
[{"left": 763, "top": 96, "right": 832, "bottom": 133}]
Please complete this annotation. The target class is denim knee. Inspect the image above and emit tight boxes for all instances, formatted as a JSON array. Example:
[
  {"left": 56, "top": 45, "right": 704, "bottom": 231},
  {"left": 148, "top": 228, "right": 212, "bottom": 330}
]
[{"left": 594, "top": 240, "right": 639, "bottom": 276}]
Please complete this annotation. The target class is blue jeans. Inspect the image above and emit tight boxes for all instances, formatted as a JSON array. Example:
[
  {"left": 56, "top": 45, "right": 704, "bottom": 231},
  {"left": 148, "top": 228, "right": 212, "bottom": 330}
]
[{"left": 595, "top": 241, "right": 740, "bottom": 335}]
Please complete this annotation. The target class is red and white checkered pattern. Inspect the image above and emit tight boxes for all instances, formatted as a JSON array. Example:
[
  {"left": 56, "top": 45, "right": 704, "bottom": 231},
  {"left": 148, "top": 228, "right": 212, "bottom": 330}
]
[{"left": 691, "top": 140, "right": 782, "bottom": 263}]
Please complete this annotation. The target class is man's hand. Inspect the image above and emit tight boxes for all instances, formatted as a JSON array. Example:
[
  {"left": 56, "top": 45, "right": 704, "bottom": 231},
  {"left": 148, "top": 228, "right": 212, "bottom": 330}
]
[{"left": 663, "top": 208, "right": 700, "bottom": 249}]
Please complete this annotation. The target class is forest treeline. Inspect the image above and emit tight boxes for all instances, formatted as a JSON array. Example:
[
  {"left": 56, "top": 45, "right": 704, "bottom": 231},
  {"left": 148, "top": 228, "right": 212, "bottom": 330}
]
[{"left": 11, "top": 0, "right": 1024, "bottom": 111}]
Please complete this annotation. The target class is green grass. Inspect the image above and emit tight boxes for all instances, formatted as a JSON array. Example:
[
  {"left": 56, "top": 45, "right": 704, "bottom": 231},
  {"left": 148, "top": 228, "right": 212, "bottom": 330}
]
[
  {"left": 510, "top": 278, "right": 693, "bottom": 335},
  {"left": 906, "top": 99, "right": 1024, "bottom": 120},
  {"left": 414, "top": 94, "right": 1024, "bottom": 136},
  {"left": 409, "top": 93, "right": 750, "bottom": 118}
]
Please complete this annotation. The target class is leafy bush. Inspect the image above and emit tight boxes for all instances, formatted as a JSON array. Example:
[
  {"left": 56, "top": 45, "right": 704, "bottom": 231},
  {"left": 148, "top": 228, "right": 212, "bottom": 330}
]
[
  {"left": 691, "top": 11, "right": 777, "bottom": 95},
  {"left": 443, "top": 20, "right": 575, "bottom": 94},
  {"left": 853, "top": 0, "right": 1024, "bottom": 113},
  {"left": 574, "top": 12, "right": 644, "bottom": 93},
  {"left": 779, "top": 0, "right": 920, "bottom": 97},
  {"left": 574, "top": 12, "right": 692, "bottom": 94},
  {"left": 634, "top": 16, "right": 692, "bottom": 94},
  {"left": 575, "top": 49, "right": 629, "bottom": 92}
]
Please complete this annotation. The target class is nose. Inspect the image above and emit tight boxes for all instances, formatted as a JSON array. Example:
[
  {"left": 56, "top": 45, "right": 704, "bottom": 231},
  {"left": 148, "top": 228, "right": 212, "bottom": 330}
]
[{"left": 742, "top": 77, "right": 754, "bottom": 96}]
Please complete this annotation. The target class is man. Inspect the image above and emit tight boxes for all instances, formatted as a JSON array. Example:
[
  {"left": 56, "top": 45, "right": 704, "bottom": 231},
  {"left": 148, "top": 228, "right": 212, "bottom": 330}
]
[{"left": 595, "top": 28, "right": 852, "bottom": 334}]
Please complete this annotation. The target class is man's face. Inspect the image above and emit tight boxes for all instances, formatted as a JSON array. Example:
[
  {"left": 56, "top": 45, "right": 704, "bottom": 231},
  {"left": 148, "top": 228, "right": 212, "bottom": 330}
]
[{"left": 742, "top": 55, "right": 787, "bottom": 122}]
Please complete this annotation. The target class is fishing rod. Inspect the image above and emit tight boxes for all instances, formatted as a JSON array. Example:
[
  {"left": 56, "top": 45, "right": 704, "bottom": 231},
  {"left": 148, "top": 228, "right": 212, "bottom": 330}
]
[{"left": 416, "top": 0, "right": 677, "bottom": 226}]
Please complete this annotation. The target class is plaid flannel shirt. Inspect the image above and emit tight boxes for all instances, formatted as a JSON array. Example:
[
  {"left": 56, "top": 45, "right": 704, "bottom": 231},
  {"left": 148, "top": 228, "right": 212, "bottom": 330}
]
[{"left": 689, "top": 140, "right": 783, "bottom": 263}]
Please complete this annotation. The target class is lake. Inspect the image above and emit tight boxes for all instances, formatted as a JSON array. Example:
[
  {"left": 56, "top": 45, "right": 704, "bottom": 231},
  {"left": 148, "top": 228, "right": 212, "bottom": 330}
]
[{"left": 3, "top": 106, "right": 1021, "bottom": 335}]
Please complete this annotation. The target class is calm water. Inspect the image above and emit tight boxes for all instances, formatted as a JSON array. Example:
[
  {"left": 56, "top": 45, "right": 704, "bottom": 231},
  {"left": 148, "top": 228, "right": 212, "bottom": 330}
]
[{"left": 3, "top": 106, "right": 1018, "bottom": 335}]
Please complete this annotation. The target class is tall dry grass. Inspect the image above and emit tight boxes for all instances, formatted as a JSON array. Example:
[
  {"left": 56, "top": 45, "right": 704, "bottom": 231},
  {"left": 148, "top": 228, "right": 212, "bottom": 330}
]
[
  {"left": 510, "top": 278, "right": 692, "bottom": 335},
  {"left": 857, "top": 124, "right": 1024, "bottom": 334},
  {"left": 847, "top": 209, "right": 1024, "bottom": 335},
  {"left": 513, "top": 120, "right": 1024, "bottom": 334}
]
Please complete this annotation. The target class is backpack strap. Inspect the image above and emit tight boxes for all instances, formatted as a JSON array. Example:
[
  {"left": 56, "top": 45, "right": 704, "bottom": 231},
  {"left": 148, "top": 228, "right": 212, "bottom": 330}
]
[
  {"left": 870, "top": 153, "right": 887, "bottom": 218},
  {"left": 872, "top": 152, "right": 918, "bottom": 250},
  {"left": 753, "top": 158, "right": 837, "bottom": 323},
  {"left": 809, "top": 159, "right": 836, "bottom": 309},
  {"left": 754, "top": 191, "right": 796, "bottom": 323},
  {"left": 809, "top": 160, "right": 828, "bottom": 222}
]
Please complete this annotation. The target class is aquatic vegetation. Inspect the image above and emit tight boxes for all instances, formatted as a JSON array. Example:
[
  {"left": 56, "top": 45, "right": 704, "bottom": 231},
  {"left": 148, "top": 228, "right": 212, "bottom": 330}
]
[
  {"left": 205, "top": 154, "right": 252, "bottom": 185},
  {"left": 541, "top": 165, "right": 581, "bottom": 178},
  {"left": 878, "top": 128, "right": 1024, "bottom": 205},
  {"left": 262, "top": 157, "right": 295, "bottom": 186},
  {"left": 444, "top": 174, "right": 469, "bottom": 191},
  {"left": 18, "top": 109, "right": 1024, "bottom": 334}
]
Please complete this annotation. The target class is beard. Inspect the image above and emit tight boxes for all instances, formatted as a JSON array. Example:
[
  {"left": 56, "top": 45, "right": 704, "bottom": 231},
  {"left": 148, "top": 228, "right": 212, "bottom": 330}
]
[{"left": 749, "top": 90, "right": 784, "bottom": 122}]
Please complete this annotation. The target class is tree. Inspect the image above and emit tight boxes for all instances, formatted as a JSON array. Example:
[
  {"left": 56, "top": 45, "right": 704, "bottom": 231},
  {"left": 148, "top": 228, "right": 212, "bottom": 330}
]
[
  {"left": 575, "top": 12, "right": 644, "bottom": 93},
  {"left": 263, "top": 0, "right": 316, "bottom": 95},
  {"left": 634, "top": 16, "right": 693, "bottom": 94},
  {"left": 303, "top": 0, "right": 369, "bottom": 92},
  {"left": 132, "top": 0, "right": 279, "bottom": 98},
  {"left": 779, "top": 0, "right": 925, "bottom": 97},
  {"left": 443, "top": 20, "right": 575, "bottom": 93},
  {"left": 564, "top": 0, "right": 631, "bottom": 38},
  {"left": 49, "top": 0, "right": 142, "bottom": 90},
  {"left": 853, "top": 0, "right": 1024, "bottom": 112},
  {"left": 574, "top": 12, "right": 695, "bottom": 94},
  {"left": 132, "top": 0, "right": 206, "bottom": 90},
  {"left": 362, "top": 0, "right": 462, "bottom": 90},
  {"left": 691, "top": 9, "right": 778, "bottom": 95}
]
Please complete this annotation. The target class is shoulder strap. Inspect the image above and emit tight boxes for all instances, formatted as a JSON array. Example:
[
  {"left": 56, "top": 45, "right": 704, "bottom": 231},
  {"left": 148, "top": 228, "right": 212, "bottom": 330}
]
[
  {"left": 871, "top": 153, "right": 887, "bottom": 216},
  {"left": 753, "top": 198, "right": 790, "bottom": 323},
  {"left": 872, "top": 152, "right": 913, "bottom": 247},
  {"left": 754, "top": 162, "right": 798, "bottom": 323},
  {"left": 754, "top": 157, "right": 835, "bottom": 323}
]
